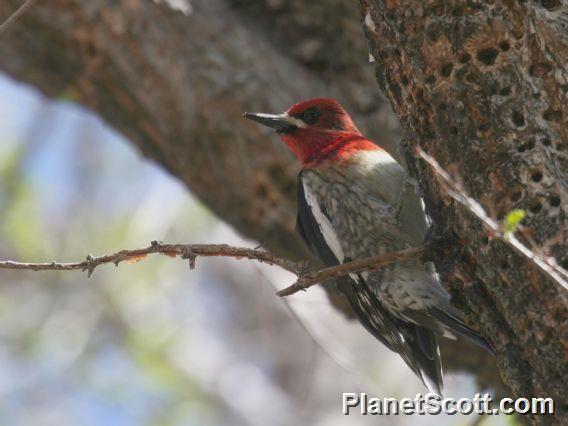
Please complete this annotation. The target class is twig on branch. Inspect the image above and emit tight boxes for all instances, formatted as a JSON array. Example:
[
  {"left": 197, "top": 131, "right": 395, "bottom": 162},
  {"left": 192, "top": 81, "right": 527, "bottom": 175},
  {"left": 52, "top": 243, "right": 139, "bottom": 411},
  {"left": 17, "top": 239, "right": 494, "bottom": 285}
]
[
  {"left": 416, "top": 146, "right": 568, "bottom": 291},
  {"left": 0, "top": 241, "right": 423, "bottom": 297},
  {"left": 0, "top": 0, "right": 36, "bottom": 35},
  {"left": 0, "top": 241, "right": 304, "bottom": 277},
  {"left": 277, "top": 247, "right": 423, "bottom": 296}
]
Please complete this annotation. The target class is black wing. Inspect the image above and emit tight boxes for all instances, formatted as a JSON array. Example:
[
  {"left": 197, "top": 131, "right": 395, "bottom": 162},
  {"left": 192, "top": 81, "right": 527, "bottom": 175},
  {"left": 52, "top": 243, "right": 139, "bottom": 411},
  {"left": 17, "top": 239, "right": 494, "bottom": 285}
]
[
  {"left": 296, "top": 171, "right": 443, "bottom": 394},
  {"left": 296, "top": 172, "right": 339, "bottom": 267}
]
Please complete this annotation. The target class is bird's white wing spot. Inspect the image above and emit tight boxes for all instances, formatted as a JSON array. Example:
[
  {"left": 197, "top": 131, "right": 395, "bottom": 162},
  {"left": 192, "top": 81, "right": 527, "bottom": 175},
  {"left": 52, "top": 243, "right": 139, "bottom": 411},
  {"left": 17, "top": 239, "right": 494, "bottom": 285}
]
[{"left": 303, "top": 182, "right": 345, "bottom": 263}]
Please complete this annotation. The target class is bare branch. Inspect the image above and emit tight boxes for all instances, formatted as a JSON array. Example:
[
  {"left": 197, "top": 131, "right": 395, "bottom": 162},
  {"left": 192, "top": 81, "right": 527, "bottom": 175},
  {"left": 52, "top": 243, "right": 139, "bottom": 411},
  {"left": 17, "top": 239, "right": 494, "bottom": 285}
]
[
  {"left": 416, "top": 146, "right": 568, "bottom": 291},
  {"left": 0, "top": 241, "right": 423, "bottom": 297},
  {"left": 0, "top": 0, "right": 36, "bottom": 35},
  {"left": 0, "top": 241, "right": 303, "bottom": 276},
  {"left": 277, "top": 247, "right": 423, "bottom": 296}
]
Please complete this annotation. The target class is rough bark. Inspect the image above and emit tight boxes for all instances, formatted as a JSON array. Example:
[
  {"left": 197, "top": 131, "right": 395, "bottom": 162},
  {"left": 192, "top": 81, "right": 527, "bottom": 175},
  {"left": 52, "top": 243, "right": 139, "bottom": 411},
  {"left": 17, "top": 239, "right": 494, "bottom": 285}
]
[
  {"left": 0, "top": 0, "right": 511, "bottom": 394},
  {"left": 0, "top": 0, "right": 399, "bottom": 262},
  {"left": 360, "top": 0, "right": 567, "bottom": 422}
]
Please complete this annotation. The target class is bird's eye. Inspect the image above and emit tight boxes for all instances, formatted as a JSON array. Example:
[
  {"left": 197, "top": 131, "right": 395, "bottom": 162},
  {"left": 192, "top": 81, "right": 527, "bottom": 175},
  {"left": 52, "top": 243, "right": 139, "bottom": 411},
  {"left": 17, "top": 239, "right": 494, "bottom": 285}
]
[{"left": 302, "top": 108, "right": 320, "bottom": 125}]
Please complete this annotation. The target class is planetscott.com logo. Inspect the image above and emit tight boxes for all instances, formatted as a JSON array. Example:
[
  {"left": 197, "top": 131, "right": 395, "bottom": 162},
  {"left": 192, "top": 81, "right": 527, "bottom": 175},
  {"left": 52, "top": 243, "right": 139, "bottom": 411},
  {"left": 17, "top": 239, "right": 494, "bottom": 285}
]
[{"left": 342, "top": 392, "right": 554, "bottom": 416}]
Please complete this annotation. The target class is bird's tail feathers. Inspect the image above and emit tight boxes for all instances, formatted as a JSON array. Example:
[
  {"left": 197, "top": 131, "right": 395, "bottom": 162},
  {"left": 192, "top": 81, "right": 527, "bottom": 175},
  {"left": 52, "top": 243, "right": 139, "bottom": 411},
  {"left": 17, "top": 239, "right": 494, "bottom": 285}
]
[
  {"left": 338, "top": 275, "right": 444, "bottom": 395},
  {"left": 431, "top": 307, "right": 495, "bottom": 356},
  {"left": 414, "top": 326, "right": 443, "bottom": 396},
  {"left": 421, "top": 368, "right": 443, "bottom": 397}
]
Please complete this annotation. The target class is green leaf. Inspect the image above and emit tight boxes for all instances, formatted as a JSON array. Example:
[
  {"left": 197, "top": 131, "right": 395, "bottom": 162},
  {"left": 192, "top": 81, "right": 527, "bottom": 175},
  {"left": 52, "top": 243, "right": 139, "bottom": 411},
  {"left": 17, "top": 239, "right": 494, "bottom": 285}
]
[{"left": 504, "top": 209, "right": 526, "bottom": 235}]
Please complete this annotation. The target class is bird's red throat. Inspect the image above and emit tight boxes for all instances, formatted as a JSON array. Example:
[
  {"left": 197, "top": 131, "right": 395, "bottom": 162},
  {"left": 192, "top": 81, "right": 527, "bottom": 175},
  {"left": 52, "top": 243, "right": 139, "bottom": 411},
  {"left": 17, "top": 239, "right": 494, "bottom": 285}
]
[{"left": 281, "top": 130, "right": 381, "bottom": 167}]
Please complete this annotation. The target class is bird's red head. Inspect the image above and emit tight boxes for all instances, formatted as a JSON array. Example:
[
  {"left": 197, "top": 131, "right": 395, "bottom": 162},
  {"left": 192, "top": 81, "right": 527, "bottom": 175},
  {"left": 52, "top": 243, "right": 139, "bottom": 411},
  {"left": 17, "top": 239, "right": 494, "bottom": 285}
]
[{"left": 245, "top": 98, "right": 378, "bottom": 166}]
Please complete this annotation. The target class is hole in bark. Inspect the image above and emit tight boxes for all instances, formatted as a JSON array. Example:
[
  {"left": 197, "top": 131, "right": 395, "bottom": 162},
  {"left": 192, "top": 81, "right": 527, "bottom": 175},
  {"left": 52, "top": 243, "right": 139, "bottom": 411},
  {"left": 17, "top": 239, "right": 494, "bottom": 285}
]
[
  {"left": 499, "top": 259, "right": 509, "bottom": 269},
  {"left": 543, "top": 109, "right": 562, "bottom": 122},
  {"left": 450, "top": 126, "right": 458, "bottom": 135},
  {"left": 500, "top": 87, "right": 511, "bottom": 96},
  {"left": 529, "top": 200, "right": 542, "bottom": 214},
  {"left": 465, "top": 72, "right": 478, "bottom": 83},
  {"left": 459, "top": 53, "right": 471, "bottom": 63},
  {"left": 510, "top": 189, "right": 523, "bottom": 202},
  {"left": 423, "top": 123, "right": 435, "bottom": 139},
  {"left": 549, "top": 194, "right": 561, "bottom": 207},
  {"left": 541, "top": 137, "right": 551, "bottom": 146},
  {"left": 426, "top": 75, "right": 436, "bottom": 84},
  {"left": 481, "top": 235, "right": 490, "bottom": 246},
  {"left": 540, "top": 0, "right": 561, "bottom": 11},
  {"left": 477, "top": 47, "right": 499, "bottom": 65},
  {"left": 452, "top": 5, "right": 463, "bottom": 16},
  {"left": 255, "top": 183, "right": 269, "bottom": 198},
  {"left": 478, "top": 122, "right": 490, "bottom": 132},
  {"left": 517, "top": 139, "right": 535, "bottom": 152},
  {"left": 531, "top": 170, "right": 543, "bottom": 183},
  {"left": 562, "top": 258, "right": 568, "bottom": 270},
  {"left": 529, "top": 62, "right": 552, "bottom": 77},
  {"left": 426, "top": 23, "right": 440, "bottom": 42},
  {"left": 512, "top": 110, "right": 525, "bottom": 127},
  {"left": 416, "top": 89, "right": 425, "bottom": 102},
  {"left": 487, "top": 85, "right": 498, "bottom": 96},
  {"left": 401, "top": 75, "right": 409, "bottom": 86},
  {"left": 499, "top": 41, "right": 510, "bottom": 51},
  {"left": 517, "top": 139, "right": 535, "bottom": 153},
  {"left": 441, "top": 63, "right": 453, "bottom": 77}
]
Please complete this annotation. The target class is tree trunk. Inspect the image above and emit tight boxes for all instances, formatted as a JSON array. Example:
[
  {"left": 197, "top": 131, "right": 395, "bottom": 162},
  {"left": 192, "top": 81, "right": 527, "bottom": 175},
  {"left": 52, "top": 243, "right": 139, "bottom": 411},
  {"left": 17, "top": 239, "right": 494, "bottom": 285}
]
[
  {"left": 360, "top": 0, "right": 567, "bottom": 422},
  {"left": 2, "top": 0, "right": 542, "bottom": 398}
]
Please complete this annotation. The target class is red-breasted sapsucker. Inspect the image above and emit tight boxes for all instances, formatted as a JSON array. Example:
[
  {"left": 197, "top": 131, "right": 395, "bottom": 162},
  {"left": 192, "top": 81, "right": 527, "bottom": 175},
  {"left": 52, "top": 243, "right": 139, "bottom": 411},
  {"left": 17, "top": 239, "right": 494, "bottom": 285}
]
[{"left": 244, "top": 98, "right": 493, "bottom": 394}]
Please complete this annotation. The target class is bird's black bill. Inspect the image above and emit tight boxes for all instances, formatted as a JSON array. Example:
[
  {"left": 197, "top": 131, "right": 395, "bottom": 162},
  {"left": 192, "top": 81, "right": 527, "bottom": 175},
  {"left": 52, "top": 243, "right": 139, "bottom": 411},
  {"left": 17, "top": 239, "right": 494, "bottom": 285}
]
[{"left": 243, "top": 112, "right": 297, "bottom": 134}]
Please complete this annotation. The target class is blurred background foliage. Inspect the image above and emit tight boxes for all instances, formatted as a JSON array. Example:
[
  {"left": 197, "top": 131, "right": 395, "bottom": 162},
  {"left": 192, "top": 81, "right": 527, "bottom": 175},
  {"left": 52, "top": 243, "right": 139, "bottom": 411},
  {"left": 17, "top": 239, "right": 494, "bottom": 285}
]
[{"left": 0, "top": 72, "right": 510, "bottom": 426}]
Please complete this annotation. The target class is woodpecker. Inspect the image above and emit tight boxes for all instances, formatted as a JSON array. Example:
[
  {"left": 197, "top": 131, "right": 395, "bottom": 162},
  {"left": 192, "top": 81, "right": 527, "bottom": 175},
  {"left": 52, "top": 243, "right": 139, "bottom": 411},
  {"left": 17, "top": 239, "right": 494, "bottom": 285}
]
[{"left": 244, "top": 98, "right": 493, "bottom": 394}]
